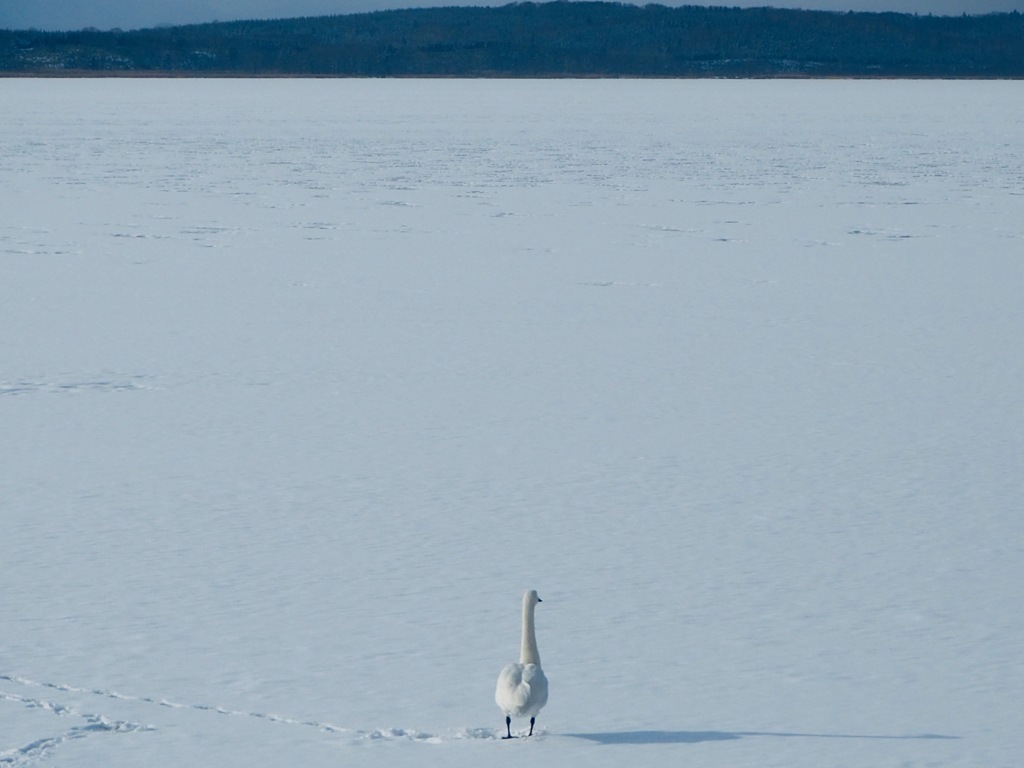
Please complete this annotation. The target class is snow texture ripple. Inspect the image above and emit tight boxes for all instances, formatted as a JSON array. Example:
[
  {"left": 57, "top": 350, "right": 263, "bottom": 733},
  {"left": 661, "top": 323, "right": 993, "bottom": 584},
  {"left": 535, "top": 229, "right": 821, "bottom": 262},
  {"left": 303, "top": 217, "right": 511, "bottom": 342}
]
[{"left": 2, "top": 79, "right": 1022, "bottom": 768}]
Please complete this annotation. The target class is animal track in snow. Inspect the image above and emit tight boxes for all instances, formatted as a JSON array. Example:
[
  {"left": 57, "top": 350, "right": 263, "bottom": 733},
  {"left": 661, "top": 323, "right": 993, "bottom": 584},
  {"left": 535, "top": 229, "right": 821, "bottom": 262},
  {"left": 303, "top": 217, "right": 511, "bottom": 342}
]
[
  {"left": 0, "top": 684, "right": 152, "bottom": 767},
  {"left": 2, "top": 674, "right": 500, "bottom": 764}
]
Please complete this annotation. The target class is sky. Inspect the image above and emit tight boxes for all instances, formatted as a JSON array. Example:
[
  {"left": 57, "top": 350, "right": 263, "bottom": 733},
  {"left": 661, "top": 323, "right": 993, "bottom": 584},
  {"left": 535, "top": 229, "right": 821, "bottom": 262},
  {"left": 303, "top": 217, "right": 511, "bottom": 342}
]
[{"left": 1, "top": 0, "right": 1021, "bottom": 31}]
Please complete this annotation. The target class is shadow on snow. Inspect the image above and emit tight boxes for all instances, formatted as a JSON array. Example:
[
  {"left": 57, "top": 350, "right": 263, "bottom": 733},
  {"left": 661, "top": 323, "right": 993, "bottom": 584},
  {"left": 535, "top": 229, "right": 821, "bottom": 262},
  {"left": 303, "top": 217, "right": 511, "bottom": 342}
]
[{"left": 566, "top": 730, "right": 960, "bottom": 745}]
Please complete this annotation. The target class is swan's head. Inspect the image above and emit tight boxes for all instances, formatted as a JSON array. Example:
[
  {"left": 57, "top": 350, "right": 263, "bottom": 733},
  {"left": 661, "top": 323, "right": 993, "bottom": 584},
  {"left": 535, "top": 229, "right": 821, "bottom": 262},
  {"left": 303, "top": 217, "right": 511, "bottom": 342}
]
[{"left": 524, "top": 589, "right": 542, "bottom": 606}]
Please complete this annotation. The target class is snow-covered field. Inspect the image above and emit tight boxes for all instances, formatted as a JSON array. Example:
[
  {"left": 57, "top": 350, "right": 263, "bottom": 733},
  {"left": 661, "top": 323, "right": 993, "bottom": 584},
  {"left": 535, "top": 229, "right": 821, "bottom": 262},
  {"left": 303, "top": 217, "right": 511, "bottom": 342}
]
[{"left": 2, "top": 78, "right": 1022, "bottom": 767}]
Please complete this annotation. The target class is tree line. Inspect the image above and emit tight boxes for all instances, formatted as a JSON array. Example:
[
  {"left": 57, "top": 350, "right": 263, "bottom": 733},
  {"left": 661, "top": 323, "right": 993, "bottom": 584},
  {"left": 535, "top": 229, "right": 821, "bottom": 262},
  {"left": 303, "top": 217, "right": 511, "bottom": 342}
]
[{"left": 3, "top": 2, "right": 1023, "bottom": 78}]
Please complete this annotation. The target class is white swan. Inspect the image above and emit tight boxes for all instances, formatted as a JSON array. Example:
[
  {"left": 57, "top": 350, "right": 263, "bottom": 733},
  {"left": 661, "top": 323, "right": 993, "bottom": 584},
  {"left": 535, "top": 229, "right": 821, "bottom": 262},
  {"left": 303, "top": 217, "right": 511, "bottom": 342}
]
[{"left": 495, "top": 589, "right": 548, "bottom": 739}]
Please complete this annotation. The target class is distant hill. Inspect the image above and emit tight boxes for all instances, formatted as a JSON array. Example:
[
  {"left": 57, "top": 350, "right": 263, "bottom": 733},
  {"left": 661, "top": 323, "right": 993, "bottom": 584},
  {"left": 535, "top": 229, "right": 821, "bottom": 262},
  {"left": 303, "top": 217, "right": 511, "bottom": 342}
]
[{"left": 3, "top": 2, "right": 1023, "bottom": 77}]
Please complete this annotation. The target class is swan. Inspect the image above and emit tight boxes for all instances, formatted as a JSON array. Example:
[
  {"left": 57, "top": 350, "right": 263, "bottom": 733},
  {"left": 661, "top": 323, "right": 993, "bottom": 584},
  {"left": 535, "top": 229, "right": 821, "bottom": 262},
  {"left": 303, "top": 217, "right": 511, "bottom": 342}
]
[{"left": 495, "top": 589, "right": 548, "bottom": 739}]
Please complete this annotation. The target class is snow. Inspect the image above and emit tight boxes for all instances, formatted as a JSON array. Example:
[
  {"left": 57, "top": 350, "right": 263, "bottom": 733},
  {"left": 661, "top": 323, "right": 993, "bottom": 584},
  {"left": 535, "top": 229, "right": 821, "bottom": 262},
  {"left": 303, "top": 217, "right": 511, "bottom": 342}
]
[{"left": 1, "top": 78, "right": 1022, "bottom": 767}]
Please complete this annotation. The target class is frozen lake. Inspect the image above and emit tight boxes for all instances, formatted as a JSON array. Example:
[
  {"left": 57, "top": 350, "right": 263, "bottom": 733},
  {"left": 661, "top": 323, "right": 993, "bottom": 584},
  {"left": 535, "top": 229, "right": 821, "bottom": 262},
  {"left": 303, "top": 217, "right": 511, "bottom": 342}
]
[{"left": 2, "top": 79, "right": 1023, "bottom": 767}]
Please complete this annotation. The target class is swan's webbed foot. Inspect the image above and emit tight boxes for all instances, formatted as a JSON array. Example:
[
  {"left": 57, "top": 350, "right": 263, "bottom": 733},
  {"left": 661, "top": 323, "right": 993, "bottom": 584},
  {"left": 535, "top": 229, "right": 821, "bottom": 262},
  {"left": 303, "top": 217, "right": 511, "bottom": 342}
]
[{"left": 502, "top": 715, "right": 513, "bottom": 739}]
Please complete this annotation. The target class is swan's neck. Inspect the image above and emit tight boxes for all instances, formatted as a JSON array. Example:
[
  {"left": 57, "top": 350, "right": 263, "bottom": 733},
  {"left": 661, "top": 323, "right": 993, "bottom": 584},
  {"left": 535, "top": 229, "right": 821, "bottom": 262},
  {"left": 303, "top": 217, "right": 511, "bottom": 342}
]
[{"left": 520, "top": 598, "right": 541, "bottom": 666}]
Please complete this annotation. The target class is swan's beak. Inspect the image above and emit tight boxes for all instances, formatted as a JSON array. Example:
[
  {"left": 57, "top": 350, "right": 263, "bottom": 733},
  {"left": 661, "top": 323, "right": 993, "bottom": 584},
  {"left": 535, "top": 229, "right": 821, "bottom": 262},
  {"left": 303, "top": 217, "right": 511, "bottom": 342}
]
[{"left": 537, "top": 596, "right": 543, "bottom": 602}]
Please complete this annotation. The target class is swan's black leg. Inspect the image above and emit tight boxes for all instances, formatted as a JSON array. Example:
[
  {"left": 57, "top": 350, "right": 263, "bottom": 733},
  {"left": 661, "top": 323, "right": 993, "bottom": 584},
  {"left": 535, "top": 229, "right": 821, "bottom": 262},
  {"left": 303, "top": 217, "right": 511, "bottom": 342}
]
[
  {"left": 529, "top": 717, "right": 535, "bottom": 736},
  {"left": 502, "top": 715, "right": 513, "bottom": 739}
]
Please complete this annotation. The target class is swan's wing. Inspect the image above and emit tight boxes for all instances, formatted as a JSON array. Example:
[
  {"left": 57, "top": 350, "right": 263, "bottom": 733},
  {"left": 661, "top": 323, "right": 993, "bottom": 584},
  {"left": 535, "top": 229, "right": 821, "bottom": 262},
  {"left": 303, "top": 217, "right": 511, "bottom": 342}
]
[
  {"left": 521, "top": 663, "right": 548, "bottom": 712},
  {"left": 495, "top": 663, "right": 530, "bottom": 713}
]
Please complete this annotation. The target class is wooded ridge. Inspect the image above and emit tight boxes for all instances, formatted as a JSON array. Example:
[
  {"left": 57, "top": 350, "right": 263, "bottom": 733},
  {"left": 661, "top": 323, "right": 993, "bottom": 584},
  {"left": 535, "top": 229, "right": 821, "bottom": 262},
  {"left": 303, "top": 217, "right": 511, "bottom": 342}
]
[{"left": 3, "top": 2, "right": 1023, "bottom": 77}]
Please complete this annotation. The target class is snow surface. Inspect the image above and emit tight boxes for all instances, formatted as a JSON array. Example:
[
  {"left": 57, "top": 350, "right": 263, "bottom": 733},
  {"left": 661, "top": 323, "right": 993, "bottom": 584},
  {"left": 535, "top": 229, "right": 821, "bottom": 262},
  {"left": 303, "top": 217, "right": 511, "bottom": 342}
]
[{"left": 1, "top": 78, "right": 1022, "bottom": 767}]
